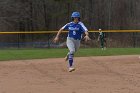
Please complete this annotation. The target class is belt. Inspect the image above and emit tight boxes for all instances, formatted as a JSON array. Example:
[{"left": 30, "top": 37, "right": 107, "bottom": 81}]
[{"left": 67, "top": 37, "right": 80, "bottom": 40}]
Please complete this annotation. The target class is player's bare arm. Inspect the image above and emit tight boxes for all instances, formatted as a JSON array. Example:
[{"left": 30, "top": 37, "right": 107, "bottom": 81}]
[
  {"left": 84, "top": 31, "right": 91, "bottom": 42},
  {"left": 54, "top": 28, "right": 63, "bottom": 43}
]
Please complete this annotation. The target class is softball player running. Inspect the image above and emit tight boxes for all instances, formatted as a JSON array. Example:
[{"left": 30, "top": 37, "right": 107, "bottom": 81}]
[{"left": 54, "top": 12, "right": 90, "bottom": 72}]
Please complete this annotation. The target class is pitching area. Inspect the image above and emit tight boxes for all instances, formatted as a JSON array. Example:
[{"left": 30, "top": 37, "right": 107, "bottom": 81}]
[{"left": 0, "top": 55, "right": 140, "bottom": 93}]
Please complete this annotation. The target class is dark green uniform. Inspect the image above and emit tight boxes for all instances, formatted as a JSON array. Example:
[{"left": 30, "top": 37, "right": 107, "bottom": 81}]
[{"left": 99, "top": 32, "right": 106, "bottom": 48}]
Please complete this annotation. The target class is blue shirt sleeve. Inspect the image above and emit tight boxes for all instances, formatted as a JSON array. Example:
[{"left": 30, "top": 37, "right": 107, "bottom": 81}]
[
  {"left": 79, "top": 22, "right": 88, "bottom": 32},
  {"left": 61, "top": 23, "right": 69, "bottom": 30}
]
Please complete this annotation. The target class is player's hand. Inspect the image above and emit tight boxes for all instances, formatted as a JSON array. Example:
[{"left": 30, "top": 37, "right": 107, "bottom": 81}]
[
  {"left": 53, "top": 36, "right": 59, "bottom": 43},
  {"left": 84, "top": 35, "right": 91, "bottom": 42}
]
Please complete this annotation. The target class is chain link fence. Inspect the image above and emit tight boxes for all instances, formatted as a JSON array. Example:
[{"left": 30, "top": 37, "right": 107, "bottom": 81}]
[{"left": 0, "top": 32, "right": 139, "bottom": 48}]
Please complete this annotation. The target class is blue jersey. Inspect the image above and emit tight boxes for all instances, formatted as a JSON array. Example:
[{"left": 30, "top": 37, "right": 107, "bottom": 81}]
[{"left": 61, "top": 22, "right": 88, "bottom": 40}]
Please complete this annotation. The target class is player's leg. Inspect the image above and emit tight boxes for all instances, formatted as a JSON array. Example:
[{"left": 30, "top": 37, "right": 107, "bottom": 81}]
[
  {"left": 75, "top": 40, "right": 80, "bottom": 52},
  {"left": 66, "top": 38, "right": 75, "bottom": 63},
  {"left": 66, "top": 38, "right": 76, "bottom": 71},
  {"left": 64, "top": 53, "right": 69, "bottom": 61},
  {"left": 65, "top": 40, "right": 77, "bottom": 62},
  {"left": 103, "top": 39, "right": 107, "bottom": 50},
  {"left": 100, "top": 38, "right": 104, "bottom": 50}
]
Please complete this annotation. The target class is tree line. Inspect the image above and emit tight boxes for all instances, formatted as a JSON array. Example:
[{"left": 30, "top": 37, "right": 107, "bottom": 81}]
[
  {"left": 0, "top": 0, "right": 139, "bottom": 48},
  {"left": 0, "top": 0, "right": 140, "bottom": 31}
]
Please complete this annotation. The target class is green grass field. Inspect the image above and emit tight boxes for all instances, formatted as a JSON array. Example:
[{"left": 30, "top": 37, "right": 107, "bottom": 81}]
[{"left": 0, "top": 48, "right": 140, "bottom": 61}]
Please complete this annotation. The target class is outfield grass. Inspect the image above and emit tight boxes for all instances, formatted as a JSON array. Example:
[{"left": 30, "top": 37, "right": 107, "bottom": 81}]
[{"left": 0, "top": 48, "right": 140, "bottom": 61}]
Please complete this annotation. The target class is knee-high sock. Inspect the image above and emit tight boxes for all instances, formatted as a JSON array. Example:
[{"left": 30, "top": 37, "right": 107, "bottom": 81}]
[{"left": 68, "top": 54, "right": 74, "bottom": 67}]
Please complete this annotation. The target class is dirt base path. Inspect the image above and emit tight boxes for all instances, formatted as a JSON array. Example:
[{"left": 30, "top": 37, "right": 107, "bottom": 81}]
[{"left": 0, "top": 55, "right": 140, "bottom": 93}]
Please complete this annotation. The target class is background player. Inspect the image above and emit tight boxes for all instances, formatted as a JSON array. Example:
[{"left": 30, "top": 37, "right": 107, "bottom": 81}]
[
  {"left": 98, "top": 29, "right": 107, "bottom": 50},
  {"left": 54, "top": 12, "right": 90, "bottom": 72}
]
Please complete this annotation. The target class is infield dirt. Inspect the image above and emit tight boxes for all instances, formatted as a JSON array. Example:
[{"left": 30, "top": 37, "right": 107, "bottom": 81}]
[{"left": 0, "top": 55, "right": 140, "bottom": 93}]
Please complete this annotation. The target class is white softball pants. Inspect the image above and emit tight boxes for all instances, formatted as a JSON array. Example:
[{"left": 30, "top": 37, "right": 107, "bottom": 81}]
[{"left": 66, "top": 37, "right": 80, "bottom": 54}]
